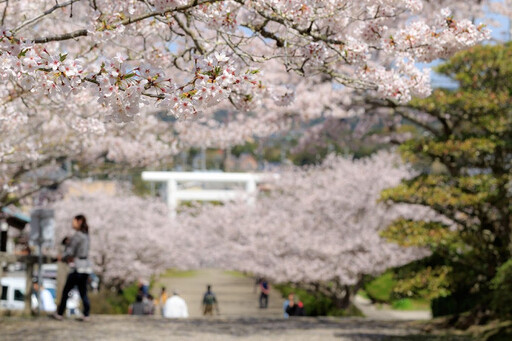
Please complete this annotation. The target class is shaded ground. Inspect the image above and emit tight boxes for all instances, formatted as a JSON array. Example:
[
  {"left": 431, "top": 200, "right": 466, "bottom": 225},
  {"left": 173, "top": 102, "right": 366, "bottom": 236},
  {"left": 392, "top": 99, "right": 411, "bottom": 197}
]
[
  {"left": 1, "top": 269, "right": 452, "bottom": 340},
  {"left": 0, "top": 315, "right": 473, "bottom": 341}
]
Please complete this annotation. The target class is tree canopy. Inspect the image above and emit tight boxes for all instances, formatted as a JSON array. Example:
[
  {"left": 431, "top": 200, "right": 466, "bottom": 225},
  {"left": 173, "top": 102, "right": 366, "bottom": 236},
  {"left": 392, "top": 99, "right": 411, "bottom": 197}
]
[{"left": 382, "top": 43, "right": 512, "bottom": 317}]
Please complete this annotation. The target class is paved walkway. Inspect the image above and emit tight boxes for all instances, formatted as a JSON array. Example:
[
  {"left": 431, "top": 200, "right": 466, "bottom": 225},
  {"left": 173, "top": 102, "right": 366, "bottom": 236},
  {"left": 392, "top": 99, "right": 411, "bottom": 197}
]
[
  {"left": 353, "top": 295, "right": 432, "bottom": 321},
  {"left": 0, "top": 315, "right": 471, "bottom": 341},
  {"left": 1, "top": 270, "right": 449, "bottom": 340},
  {"left": 153, "top": 269, "right": 283, "bottom": 318},
  {"left": 154, "top": 269, "right": 431, "bottom": 321}
]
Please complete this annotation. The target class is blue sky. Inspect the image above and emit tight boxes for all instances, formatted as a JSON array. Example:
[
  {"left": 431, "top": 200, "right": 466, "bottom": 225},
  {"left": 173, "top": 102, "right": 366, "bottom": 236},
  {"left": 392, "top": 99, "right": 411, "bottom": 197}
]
[{"left": 423, "top": 0, "right": 510, "bottom": 88}]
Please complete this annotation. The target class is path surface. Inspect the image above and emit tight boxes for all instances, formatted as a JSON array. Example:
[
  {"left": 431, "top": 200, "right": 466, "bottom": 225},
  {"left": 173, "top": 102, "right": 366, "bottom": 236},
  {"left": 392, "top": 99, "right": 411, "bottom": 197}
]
[
  {"left": 154, "top": 269, "right": 431, "bottom": 321},
  {"left": 0, "top": 315, "right": 472, "bottom": 341},
  {"left": 353, "top": 295, "right": 432, "bottom": 321},
  {"left": 153, "top": 269, "right": 283, "bottom": 318},
  {"left": 1, "top": 270, "right": 449, "bottom": 340}
]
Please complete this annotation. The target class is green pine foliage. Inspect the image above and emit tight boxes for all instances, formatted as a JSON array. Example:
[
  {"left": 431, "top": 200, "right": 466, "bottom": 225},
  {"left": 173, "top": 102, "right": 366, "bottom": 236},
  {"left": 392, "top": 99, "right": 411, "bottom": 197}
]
[
  {"left": 382, "top": 43, "right": 512, "bottom": 317},
  {"left": 491, "top": 259, "right": 512, "bottom": 318}
]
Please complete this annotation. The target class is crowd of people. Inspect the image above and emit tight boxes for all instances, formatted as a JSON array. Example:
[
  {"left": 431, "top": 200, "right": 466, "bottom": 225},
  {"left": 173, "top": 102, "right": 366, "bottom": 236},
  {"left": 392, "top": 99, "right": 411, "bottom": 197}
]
[
  {"left": 47, "top": 214, "right": 305, "bottom": 320},
  {"left": 128, "top": 283, "right": 219, "bottom": 318},
  {"left": 128, "top": 279, "right": 305, "bottom": 318},
  {"left": 256, "top": 278, "right": 305, "bottom": 317}
]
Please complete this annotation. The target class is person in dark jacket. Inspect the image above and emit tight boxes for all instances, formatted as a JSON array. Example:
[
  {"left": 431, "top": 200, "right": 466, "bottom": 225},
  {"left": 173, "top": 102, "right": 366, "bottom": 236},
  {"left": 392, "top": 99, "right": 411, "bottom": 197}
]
[
  {"left": 285, "top": 293, "right": 305, "bottom": 317},
  {"left": 202, "top": 285, "right": 219, "bottom": 316},
  {"left": 129, "top": 294, "right": 148, "bottom": 315},
  {"left": 53, "top": 214, "right": 92, "bottom": 321},
  {"left": 259, "top": 279, "right": 270, "bottom": 308}
]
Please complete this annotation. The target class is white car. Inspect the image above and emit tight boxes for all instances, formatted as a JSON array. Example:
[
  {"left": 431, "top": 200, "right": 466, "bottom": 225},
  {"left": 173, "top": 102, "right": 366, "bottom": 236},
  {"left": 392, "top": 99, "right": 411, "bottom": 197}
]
[
  {"left": 1, "top": 276, "right": 57, "bottom": 311},
  {"left": 0, "top": 277, "right": 26, "bottom": 310}
]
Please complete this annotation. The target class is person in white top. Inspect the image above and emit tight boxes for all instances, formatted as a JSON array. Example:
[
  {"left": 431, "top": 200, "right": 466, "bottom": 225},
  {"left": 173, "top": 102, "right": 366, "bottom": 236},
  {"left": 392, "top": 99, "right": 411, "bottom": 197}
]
[
  {"left": 163, "top": 291, "right": 189, "bottom": 318},
  {"left": 66, "top": 289, "right": 81, "bottom": 316},
  {"left": 31, "top": 280, "right": 57, "bottom": 313}
]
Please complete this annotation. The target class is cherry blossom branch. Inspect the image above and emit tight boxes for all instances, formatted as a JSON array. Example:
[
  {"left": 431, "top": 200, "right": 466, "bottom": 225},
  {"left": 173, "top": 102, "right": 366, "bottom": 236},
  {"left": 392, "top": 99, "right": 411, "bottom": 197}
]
[
  {"left": 12, "top": 0, "right": 80, "bottom": 34},
  {"left": 234, "top": 0, "right": 347, "bottom": 45},
  {"left": 1, "top": 0, "right": 8, "bottom": 26},
  {"left": 0, "top": 173, "right": 74, "bottom": 210},
  {"left": 172, "top": 13, "right": 205, "bottom": 54},
  {"left": 33, "top": 29, "right": 89, "bottom": 44},
  {"left": 29, "top": 0, "right": 224, "bottom": 44}
]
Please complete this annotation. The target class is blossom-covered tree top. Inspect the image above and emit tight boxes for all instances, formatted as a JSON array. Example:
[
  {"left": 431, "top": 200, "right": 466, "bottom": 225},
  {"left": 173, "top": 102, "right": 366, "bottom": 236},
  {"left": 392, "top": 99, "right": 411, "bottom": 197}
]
[
  {"left": 53, "top": 185, "right": 197, "bottom": 287},
  {"left": 0, "top": 0, "right": 490, "bottom": 126},
  {"left": 173, "top": 151, "right": 435, "bottom": 286}
]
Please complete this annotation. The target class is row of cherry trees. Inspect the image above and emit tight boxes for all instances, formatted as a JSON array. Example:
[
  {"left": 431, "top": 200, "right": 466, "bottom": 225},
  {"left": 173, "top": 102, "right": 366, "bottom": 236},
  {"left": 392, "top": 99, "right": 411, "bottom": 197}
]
[
  {"left": 2, "top": 0, "right": 509, "bottom": 306},
  {"left": 172, "top": 151, "right": 438, "bottom": 307},
  {"left": 0, "top": 0, "right": 490, "bottom": 120},
  {"left": 52, "top": 152, "right": 440, "bottom": 309}
]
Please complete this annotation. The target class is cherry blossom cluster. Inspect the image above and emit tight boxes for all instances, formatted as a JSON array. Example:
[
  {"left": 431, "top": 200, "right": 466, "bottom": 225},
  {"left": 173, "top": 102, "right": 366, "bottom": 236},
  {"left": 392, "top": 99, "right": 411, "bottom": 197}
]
[
  {"left": 0, "top": 0, "right": 491, "bottom": 127},
  {"left": 169, "top": 151, "right": 437, "bottom": 287},
  {"left": 48, "top": 151, "right": 443, "bottom": 293},
  {"left": 0, "top": 100, "right": 179, "bottom": 209},
  {"left": 154, "top": 0, "right": 190, "bottom": 12},
  {"left": 0, "top": 0, "right": 500, "bottom": 209},
  {"left": 173, "top": 60, "right": 358, "bottom": 149},
  {"left": 0, "top": 26, "right": 262, "bottom": 122},
  {"left": 52, "top": 186, "right": 196, "bottom": 287}
]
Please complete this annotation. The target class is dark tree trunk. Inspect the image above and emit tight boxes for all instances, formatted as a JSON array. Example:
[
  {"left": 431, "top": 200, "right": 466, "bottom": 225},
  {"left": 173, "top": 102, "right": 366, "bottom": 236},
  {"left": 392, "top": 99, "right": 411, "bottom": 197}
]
[{"left": 332, "top": 285, "right": 352, "bottom": 309}]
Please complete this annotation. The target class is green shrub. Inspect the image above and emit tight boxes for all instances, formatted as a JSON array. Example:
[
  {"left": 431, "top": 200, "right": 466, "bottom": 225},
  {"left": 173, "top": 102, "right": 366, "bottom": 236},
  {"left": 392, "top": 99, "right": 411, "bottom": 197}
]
[
  {"left": 491, "top": 259, "right": 512, "bottom": 318},
  {"left": 89, "top": 282, "right": 141, "bottom": 315},
  {"left": 275, "top": 284, "right": 363, "bottom": 317},
  {"left": 364, "top": 272, "right": 396, "bottom": 303}
]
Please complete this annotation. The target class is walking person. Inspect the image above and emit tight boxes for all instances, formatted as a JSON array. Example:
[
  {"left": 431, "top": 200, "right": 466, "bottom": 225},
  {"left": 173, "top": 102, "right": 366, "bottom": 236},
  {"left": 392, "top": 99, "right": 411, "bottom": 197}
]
[
  {"left": 159, "top": 287, "right": 168, "bottom": 316},
  {"left": 259, "top": 278, "right": 270, "bottom": 308},
  {"left": 53, "top": 215, "right": 92, "bottom": 321},
  {"left": 163, "top": 291, "right": 189, "bottom": 318},
  {"left": 202, "top": 285, "right": 219, "bottom": 316}
]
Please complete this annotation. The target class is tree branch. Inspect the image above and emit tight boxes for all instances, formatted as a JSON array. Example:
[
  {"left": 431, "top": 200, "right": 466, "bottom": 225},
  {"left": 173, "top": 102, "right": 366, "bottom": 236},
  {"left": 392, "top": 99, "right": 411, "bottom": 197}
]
[
  {"left": 1, "top": 0, "right": 8, "bottom": 26},
  {"left": 13, "top": 0, "right": 81, "bottom": 34},
  {"left": 33, "top": 29, "right": 88, "bottom": 44},
  {"left": 30, "top": 0, "right": 223, "bottom": 44}
]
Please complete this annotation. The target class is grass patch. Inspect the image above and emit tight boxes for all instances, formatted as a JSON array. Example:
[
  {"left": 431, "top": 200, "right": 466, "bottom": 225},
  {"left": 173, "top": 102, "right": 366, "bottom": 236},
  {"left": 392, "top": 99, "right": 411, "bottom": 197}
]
[
  {"left": 357, "top": 289, "right": 370, "bottom": 300},
  {"left": 160, "top": 269, "right": 197, "bottom": 278},
  {"left": 392, "top": 298, "right": 430, "bottom": 311},
  {"left": 224, "top": 270, "right": 247, "bottom": 278}
]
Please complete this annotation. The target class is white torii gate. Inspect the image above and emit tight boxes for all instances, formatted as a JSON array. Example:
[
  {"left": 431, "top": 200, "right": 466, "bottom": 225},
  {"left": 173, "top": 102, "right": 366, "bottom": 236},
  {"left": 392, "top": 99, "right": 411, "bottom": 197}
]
[{"left": 141, "top": 171, "right": 262, "bottom": 217}]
